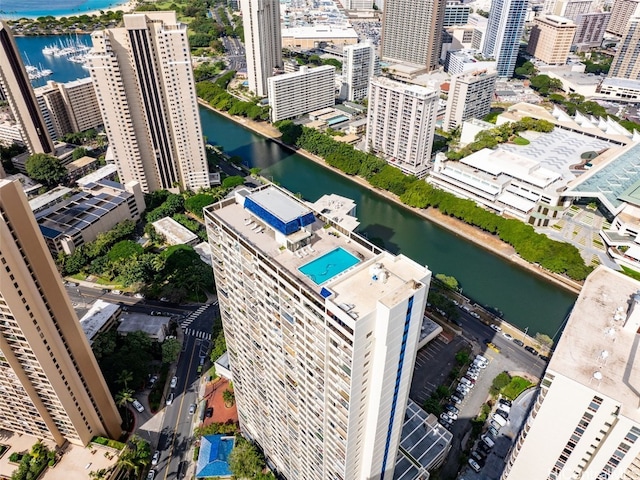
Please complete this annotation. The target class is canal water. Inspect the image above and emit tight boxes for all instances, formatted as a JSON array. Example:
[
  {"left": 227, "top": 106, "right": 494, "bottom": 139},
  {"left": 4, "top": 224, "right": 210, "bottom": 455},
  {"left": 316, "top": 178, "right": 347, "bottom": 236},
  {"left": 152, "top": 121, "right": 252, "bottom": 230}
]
[
  {"left": 198, "top": 107, "right": 577, "bottom": 337},
  {"left": 16, "top": 34, "right": 577, "bottom": 337}
]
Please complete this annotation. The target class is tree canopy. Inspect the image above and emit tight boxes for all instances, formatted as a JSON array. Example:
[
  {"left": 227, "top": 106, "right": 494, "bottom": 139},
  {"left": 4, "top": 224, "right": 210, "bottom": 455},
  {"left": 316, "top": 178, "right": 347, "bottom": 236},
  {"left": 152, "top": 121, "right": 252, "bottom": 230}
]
[{"left": 25, "top": 154, "right": 67, "bottom": 186}]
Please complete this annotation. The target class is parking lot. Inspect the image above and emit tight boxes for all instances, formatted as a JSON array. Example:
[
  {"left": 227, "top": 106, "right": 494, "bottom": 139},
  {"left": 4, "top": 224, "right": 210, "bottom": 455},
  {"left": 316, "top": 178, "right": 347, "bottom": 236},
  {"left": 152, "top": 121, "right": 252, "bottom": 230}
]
[{"left": 409, "top": 323, "right": 545, "bottom": 480}]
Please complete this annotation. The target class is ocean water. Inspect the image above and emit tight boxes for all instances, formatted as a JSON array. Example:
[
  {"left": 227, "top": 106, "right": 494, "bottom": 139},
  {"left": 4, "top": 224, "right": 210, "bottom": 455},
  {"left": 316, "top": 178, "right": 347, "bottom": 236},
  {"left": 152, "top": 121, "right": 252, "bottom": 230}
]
[
  {"left": 15, "top": 35, "right": 91, "bottom": 87},
  {"left": 0, "top": 0, "right": 128, "bottom": 19}
]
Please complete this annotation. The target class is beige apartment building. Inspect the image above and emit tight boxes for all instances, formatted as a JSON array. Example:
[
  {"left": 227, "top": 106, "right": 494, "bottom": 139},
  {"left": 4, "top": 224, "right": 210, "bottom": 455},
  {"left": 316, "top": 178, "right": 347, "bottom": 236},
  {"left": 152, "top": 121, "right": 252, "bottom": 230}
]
[
  {"left": 607, "top": 0, "right": 640, "bottom": 35},
  {"left": 0, "top": 179, "right": 122, "bottom": 446},
  {"left": 0, "top": 21, "right": 54, "bottom": 155},
  {"left": 88, "top": 12, "right": 209, "bottom": 193},
  {"left": 381, "top": 0, "right": 447, "bottom": 70},
  {"left": 503, "top": 266, "right": 640, "bottom": 480},
  {"left": 609, "top": 16, "right": 640, "bottom": 80},
  {"left": 366, "top": 77, "right": 438, "bottom": 178},
  {"left": 527, "top": 15, "right": 577, "bottom": 65},
  {"left": 444, "top": 68, "right": 498, "bottom": 132}
]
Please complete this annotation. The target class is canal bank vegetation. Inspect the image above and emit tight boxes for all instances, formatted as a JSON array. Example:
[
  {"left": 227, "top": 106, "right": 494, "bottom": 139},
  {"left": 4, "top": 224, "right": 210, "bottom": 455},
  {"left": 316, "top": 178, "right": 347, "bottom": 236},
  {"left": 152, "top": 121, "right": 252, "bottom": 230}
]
[
  {"left": 197, "top": 77, "right": 271, "bottom": 121},
  {"left": 275, "top": 120, "right": 592, "bottom": 282}
]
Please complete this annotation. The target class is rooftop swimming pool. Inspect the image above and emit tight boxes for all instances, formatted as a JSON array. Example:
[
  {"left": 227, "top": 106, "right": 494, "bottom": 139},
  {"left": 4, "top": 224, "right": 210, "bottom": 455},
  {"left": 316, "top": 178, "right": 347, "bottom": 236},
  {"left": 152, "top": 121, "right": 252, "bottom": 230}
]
[{"left": 299, "top": 247, "right": 361, "bottom": 285}]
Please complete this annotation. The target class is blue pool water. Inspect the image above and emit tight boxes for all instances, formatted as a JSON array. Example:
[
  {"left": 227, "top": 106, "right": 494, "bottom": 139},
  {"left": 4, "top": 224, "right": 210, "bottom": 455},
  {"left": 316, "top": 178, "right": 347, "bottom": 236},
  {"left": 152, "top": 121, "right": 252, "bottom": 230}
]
[
  {"left": 0, "top": 0, "right": 129, "bottom": 18},
  {"left": 299, "top": 247, "right": 361, "bottom": 285}
]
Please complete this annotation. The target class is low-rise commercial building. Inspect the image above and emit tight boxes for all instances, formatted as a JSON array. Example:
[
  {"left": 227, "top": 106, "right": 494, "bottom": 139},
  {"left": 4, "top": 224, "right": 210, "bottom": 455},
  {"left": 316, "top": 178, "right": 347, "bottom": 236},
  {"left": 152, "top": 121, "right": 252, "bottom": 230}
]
[
  {"left": 445, "top": 49, "right": 496, "bottom": 75},
  {"left": 281, "top": 26, "right": 359, "bottom": 48},
  {"left": 152, "top": 216, "right": 200, "bottom": 246},
  {"left": 267, "top": 66, "right": 336, "bottom": 122},
  {"left": 79, "top": 300, "right": 121, "bottom": 345}
]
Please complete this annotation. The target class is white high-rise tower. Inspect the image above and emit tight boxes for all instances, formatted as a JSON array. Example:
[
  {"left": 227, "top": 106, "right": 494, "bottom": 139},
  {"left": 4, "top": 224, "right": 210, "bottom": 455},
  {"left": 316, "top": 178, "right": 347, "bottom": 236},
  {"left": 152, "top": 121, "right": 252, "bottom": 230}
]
[{"left": 205, "top": 185, "right": 431, "bottom": 480}]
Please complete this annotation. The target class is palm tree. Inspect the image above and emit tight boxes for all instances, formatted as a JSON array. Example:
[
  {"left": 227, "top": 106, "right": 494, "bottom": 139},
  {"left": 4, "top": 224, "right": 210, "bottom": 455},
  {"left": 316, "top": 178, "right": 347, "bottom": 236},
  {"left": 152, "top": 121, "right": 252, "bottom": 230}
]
[
  {"left": 117, "top": 436, "right": 151, "bottom": 480},
  {"left": 116, "top": 388, "right": 134, "bottom": 427},
  {"left": 117, "top": 370, "right": 134, "bottom": 390}
]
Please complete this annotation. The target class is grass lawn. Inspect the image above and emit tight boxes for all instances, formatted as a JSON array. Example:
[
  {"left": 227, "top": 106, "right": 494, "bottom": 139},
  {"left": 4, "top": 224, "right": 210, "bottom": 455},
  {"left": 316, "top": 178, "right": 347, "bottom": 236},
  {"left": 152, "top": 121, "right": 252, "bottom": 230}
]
[
  {"left": 512, "top": 136, "right": 530, "bottom": 145},
  {"left": 622, "top": 266, "right": 640, "bottom": 281},
  {"left": 502, "top": 376, "right": 533, "bottom": 400}
]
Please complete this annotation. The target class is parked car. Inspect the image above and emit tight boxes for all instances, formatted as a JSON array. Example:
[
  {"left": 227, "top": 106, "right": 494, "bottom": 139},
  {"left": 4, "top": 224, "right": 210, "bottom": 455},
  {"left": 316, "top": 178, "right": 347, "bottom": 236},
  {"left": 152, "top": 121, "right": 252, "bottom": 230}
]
[
  {"left": 456, "top": 384, "right": 470, "bottom": 395},
  {"left": 147, "top": 470, "right": 155, "bottom": 480},
  {"left": 499, "top": 398, "right": 512, "bottom": 407},
  {"left": 524, "top": 346, "right": 539, "bottom": 356},
  {"left": 459, "top": 377, "right": 474, "bottom": 388},
  {"left": 488, "top": 426, "right": 500, "bottom": 437},
  {"left": 489, "top": 420, "right": 502, "bottom": 431},
  {"left": 189, "top": 404, "right": 196, "bottom": 415},
  {"left": 134, "top": 293, "right": 145, "bottom": 299},
  {"left": 539, "top": 354, "right": 550, "bottom": 361},
  {"left": 112, "top": 290, "right": 122, "bottom": 295},
  {"left": 470, "top": 450, "right": 485, "bottom": 463},
  {"left": 468, "top": 458, "right": 482, "bottom": 472},
  {"left": 445, "top": 404, "right": 459, "bottom": 415},
  {"left": 470, "top": 311, "right": 481, "bottom": 319},
  {"left": 463, "top": 375, "right": 477, "bottom": 384},
  {"left": 151, "top": 451, "right": 160, "bottom": 466},
  {"left": 496, "top": 408, "right": 510, "bottom": 419},
  {"left": 132, "top": 399, "right": 144, "bottom": 413},
  {"left": 492, "top": 413, "right": 507, "bottom": 426},
  {"left": 148, "top": 374, "right": 159, "bottom": 387},
  {"left": 502, "top": 332, "right": 513, "bottom": 340},
  {"left": 439, "top": 413, "right": 453, "bottom": 424},
  {"left": 490, "top": 324, "right": 502, "bottom": 332},
  {"left": 166, "top": 393, "right": 174, "bottom": 406},
  {"left": 512, "top": 339, "right": 524, "bottom": 347},
  {"left": 472, "top": 359, "right": 487, "bottom": 369},
  {"left": 170, "top": 376, "right": 178, "bottom": 389},
  {"left": 205, "top": 407, "right": 213, "bottom": 418},
  {"left": 438, "top": 418, "right": 452, "bottom": 430},
  {"left": 450, "top": 394, "right": 463, "bottom": 405}
]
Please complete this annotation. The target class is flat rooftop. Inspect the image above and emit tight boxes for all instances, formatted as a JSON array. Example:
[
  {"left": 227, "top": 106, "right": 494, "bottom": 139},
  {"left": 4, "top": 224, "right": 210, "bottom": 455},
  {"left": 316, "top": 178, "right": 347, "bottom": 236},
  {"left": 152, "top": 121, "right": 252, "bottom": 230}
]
[
  {"left": 548, "top": 266, "right": 640, "bottom": 423},
  {"left": 79, "top": 299, "right": 119, "bottom": 343},
  {"left": 207, "top": 186, "right": 428, "bottom": 319}
]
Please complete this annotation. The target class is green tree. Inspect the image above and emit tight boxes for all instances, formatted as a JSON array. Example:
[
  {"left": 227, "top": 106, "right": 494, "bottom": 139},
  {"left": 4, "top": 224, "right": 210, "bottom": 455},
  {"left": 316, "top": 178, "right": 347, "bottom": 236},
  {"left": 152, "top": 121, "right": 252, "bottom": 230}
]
[
  {"left": 535, "top": 333, "right": 554, "bottom": 348},
  {"left": 161, "top": 338, "right": 181, "bottom": 364},
  {"left": 25, "top": 153, "right": 67, "bottom": 186},
  {"left": 185, "top": 193, "right": 217, "bottom": 217},
  {"left": 223, "top": 389, "right": 235, "bottom": 407},
  {"left": 117, "top": 436, "right": 151, "bottom": 480},
  {"left": 107, "top": 240, "right": 143, "bottom": 262},
  {"left": 117, "top": 370, "right": 134, "bottom": 390},
  {"left": 72, "top": 147, "right": 88, "bottom": 160},
  {"left": 222, "top": 175, "right": 245, "bottom": 189},
  {"left": 435, "top": 273, "right": 459, "bottom": 290},
  {"left": 228, "top": 437, "right": 265, "bottom": 478}
]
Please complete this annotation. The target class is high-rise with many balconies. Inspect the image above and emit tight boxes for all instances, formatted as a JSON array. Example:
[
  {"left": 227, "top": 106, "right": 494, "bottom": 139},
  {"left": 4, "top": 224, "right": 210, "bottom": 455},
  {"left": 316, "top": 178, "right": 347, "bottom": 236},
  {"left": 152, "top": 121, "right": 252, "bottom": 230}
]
[
  {"left": 366, "top": 77, "right": 438, "bottom": 178},
  {"left": 0, "top": 179, "right": 122, "bottom": 447},
  {"left": 241, "top": 0, "right": 283, "bottom": 97},
  {"left": 88, "top": 12, "right": 209, "bottom": 193},
  {"left": 205, "top": 184, "right": 430, "bottom": 480},
  {"left": 343, "top": 42, "right": 378, "bottom": 101},
  {"left": 609, "top": 15, "right": 640, "bottom": 80},
  {"left": 0, "top": 21, "right": 54, "bottom": 155},
  {"left": 381, "top": 0, "right": 447, "bottom": 70}
]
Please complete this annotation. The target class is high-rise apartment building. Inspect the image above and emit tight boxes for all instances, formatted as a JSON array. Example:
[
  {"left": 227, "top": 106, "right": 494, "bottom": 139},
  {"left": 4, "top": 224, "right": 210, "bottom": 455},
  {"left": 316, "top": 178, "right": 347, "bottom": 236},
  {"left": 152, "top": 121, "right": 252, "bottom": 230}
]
[
  {"left": 545, "top": 0, "right": 593, "bottom": 20},
  {"left": 343, "top": 43, "right": 377, "bottom": 101},
  {"left": 381, "top": 0, "right": 447, "bottom": 70},
  {"left": 204, "top": 184, "right": 430, "bottom": 480},
  {"left": 609, "top": 16, "right": 640, "bottom": 80},
  {"left": 88, "top": 12, "right": 209, "bottom": 193},
  {"left": 241, "top": 0, "right": 282, "bottom": 97},
  {"left": 573, "top": 12, "right": 611, "bottom": 50},
  {"left": 481, "top": 0, "right": 529, "bottom": 77},
  {"left": 606, "top": 0, "right": 640, "bottom": 35},
  {"left": 366, "top": 77, "right": 438, "bottom": 178},
  {"left": 267, "top": 65, "right": 335, "bottom": 122},
  {"left": 0, "top": 179, "right": 122, "bottom": 446},
  {"left": 34, "top": 78, "right": 103, "bottom": 142},
  {"left": 0, "top": 21, "right": 54, "bottom": 155},
  {"left": 527, "top": 15, "right": 576, "bottom": 65},
  {"left": 502, "top": 266, "right": 640, "bottom": 480},
  {"left": 444, "top": 69, "right": 497, "bottom": 131},
  {"left": 444, "top": 0, "right": 471, "bottom": 26}
]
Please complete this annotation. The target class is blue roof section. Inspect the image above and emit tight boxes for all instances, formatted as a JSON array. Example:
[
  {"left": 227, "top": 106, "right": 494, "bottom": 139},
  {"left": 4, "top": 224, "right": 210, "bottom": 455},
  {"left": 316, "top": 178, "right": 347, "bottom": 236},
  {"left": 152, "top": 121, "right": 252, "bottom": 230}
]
[
  {"left": 196, "top": 435, "right": 235, "bottom": 478},
  {"left": 571, "top": 143, "right": 640, "bottom": 210},
  {"left": 245, "top": 186, "right": 315, "bottom": 235}
]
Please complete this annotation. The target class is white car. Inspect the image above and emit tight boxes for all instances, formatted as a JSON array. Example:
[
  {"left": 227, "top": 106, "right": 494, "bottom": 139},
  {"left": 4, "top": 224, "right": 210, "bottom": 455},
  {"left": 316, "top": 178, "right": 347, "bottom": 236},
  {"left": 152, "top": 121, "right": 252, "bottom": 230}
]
[
  {"left": 490, "top": 324, "right": 502, "bottom": 332},
  {"left": 131, "top": 399, "right": 144, "bottom": 413},
  {"left": 502, "top": 332, "right": 513, "bottom": 340},
  {"left": 151, "top": 451, "right": 160, "bottom": 466},
  {"left": 459, "top": 377, "right": 474, "bottom": 388},
  {"left": 166, "top": 393, "right": 174, "bottom": 406},
  {"left": 170, "top": 376, "right": 178, "bottom": 389},
  {"left": 112, "top": 290, "right": 122, "bottom": 295},
  {"left": 468, "top": 458, "right": 482, "bottom": 472}
]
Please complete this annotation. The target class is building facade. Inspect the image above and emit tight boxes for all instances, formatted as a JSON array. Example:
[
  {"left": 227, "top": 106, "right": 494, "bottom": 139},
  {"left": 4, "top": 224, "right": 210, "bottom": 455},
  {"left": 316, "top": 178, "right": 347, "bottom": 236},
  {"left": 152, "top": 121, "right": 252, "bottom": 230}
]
[
  {"left": 0, "top": 21, "right": 54, "bottom": 155},
  {"left": 573, "top": 12, "right": 611, "bottom": 50},
  {"left": 0, "top": 179, "right": 122, "bottom": 446},
  {"left": 204, "top": 184, "right": 430, "bottom": 480},
  {"left": 609, "top": 16, "right": 640, "bottom": 80},
  {"left": 444, "top": 69, "right": 498, "bottom": 131},
  {"left": 481, "top": 0, "right": 529, "bottom": 77},
  {"left": 606, "top": 0, "right": 640, "bottom": 35},
  {"left": 343, "top": 43, "right": 377, "bottom": 101},
  {"left": 366, "top": 77, "right": 438, "bottom": 178},
  {"left": 502, "top": 266, "right": 640, "bottom": 480},
  {"left": 548, "top": 0, "right": 593, "bottom": 20},
  {"left": 241, "top": 0, "right": 282, "bottom": 97},
  {"left": 444, "top": 0, "right": 471, "bottom": 26},
  {"left": 267, "top": 66, "right": 336, "bottom": 122},
  {"left": 381, "top": 0, "right": 447, "bottom": 70},
  {"left": 88, "top": 12, "right": 209, "bottom": 193},
  {"left": 526, "top": 15, "right": 576, "bottom": 65}
]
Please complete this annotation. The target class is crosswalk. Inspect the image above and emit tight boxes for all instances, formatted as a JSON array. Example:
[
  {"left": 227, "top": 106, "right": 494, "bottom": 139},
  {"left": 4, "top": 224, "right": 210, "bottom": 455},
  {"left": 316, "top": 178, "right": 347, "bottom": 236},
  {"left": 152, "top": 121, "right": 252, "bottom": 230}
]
[
  {"left": 185, "top": 328, "right": 212, "bottom": 340},
  {"left": 180, "top": 303, "right": 212, "bottom": 328}
]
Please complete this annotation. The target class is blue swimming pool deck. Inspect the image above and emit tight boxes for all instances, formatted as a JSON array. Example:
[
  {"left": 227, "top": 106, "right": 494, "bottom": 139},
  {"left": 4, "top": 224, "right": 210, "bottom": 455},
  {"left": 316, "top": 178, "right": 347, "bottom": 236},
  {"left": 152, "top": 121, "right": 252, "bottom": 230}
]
[{"left": 299, "top": 247, "right": 361, "bottom": 285}]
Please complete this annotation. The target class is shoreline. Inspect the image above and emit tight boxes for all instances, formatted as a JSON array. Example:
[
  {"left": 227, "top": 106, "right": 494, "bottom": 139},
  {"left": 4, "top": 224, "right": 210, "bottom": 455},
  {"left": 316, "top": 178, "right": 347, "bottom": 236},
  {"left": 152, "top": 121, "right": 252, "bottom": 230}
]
[
  {"left": 198, "top": 99, "right": 582, "bottom": 296},
  {"left": 1, "top": 1, "right": 135, "bottom": 21}
]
